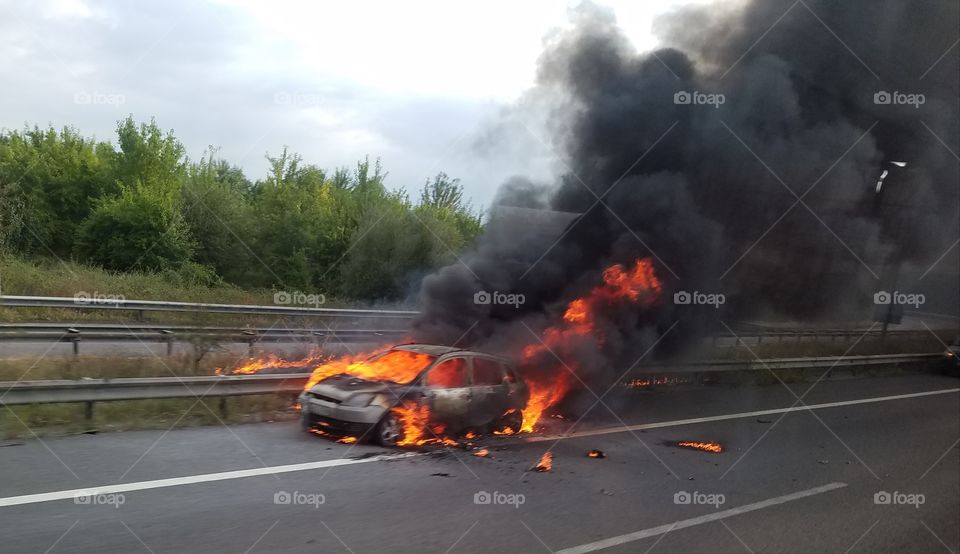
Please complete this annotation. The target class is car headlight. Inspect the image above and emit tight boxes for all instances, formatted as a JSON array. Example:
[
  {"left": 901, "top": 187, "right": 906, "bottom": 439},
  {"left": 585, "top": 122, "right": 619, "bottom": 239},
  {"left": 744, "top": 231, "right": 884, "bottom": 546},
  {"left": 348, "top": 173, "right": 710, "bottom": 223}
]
[{"left": 342, "top": 393, "right": 374, "bottom": 407}]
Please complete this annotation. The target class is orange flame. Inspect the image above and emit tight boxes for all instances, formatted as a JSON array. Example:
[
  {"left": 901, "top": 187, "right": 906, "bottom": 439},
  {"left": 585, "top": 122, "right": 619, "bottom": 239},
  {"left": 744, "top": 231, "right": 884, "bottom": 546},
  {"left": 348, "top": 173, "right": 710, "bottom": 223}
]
[
  {"left": 519, "top": 258, "right": 662, "bottom": 432},
  {"left": 677, "top": 441, "right": 724, "bottom": 453},
  {"left": 309, "top": 428, "right": 360, "bottom": 444},
  {"left": 532, "top": 451, "right": 553, "bottom": 472},
  {"left": 302, "top": 346, "right": 430, "bottom": 390},
  {"left": 393, "top": 404, "right": 459, "bottom": 447},
  {"left": 216, "top": 351, "right": 330, "bottom": 375}
]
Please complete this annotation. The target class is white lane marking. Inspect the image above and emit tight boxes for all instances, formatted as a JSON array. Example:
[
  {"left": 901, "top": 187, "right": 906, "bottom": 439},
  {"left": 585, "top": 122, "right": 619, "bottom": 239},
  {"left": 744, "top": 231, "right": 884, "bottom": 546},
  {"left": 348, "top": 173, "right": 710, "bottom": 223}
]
[
  {"left": 556, "top": 482, "right": 848, "bottom": 554},
  {"left": 526, "top": 387, "right": 960, "bottom": 442},
  {"left": 0, "top": 452, "right": 419, "bottom": 508}
]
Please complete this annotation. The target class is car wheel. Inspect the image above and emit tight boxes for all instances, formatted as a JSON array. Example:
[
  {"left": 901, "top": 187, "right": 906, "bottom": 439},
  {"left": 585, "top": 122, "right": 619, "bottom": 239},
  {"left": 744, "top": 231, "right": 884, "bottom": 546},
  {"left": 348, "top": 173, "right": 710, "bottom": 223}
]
[
  {"left": 492, "top": 409, "right": 523, "bottom": 434},
  {"left": 375, "top": 411, "right": 402, "bottom": 446}
]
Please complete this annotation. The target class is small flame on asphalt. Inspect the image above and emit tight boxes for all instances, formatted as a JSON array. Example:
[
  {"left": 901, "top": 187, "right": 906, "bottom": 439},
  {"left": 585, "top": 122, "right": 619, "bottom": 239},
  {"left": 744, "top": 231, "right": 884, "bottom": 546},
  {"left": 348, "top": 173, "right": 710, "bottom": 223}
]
[
  {"left": 532, "top": 452, "right": 553, "bottom": 472},
  {"left": 675, "top": 440, "right": 724, "bottom": 453},
  {"left": 473, "top": 448, "right": 491, "bottom": 458},
  {"left": 587, "top": 449, "right": 605, "bottom": 458}
]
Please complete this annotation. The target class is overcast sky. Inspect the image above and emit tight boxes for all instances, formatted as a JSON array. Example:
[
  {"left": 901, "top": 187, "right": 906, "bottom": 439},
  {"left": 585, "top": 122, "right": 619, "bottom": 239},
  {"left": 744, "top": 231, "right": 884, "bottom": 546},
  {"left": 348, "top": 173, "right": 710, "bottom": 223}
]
[{"left": 1, "top": 0, "right": 708, "bottom": 207}]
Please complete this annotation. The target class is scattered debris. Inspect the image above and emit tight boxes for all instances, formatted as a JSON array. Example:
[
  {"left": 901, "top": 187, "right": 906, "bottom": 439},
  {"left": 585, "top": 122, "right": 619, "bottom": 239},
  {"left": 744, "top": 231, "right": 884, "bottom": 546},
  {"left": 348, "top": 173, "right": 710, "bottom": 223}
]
[
  {"left": 818, "top": 459, "right": 829, "bottom": 465},
  {"left": 430, "top": 472, "right": 452, "bottom": 477},
  {"left": 600, "top": 489, "right": 614, "bottom": 496},
  {"left": 756, "top": 418, "right": 772, "bottom": 423},
  {"left": 532, "top": 452, "right": 553, "bottom": 472},
  {"left": 587, "top": 449, "right": 606, "bottom": 459},
  {"left": 473, "top": 448, "right": 491, "bottom": 458}
]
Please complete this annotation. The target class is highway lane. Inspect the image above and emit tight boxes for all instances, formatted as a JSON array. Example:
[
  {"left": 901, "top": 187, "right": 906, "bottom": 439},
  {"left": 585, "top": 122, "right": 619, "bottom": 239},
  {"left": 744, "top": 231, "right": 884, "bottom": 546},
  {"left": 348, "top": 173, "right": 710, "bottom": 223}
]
[{"left": 0, "top": 374, "right": 957, "bottom": 553}]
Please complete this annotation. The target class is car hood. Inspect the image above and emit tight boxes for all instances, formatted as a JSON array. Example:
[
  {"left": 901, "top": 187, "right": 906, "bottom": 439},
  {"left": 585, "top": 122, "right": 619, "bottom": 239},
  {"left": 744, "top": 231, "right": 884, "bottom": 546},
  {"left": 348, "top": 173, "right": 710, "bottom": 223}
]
[{"left": 306, "top": 373, "right": 410, "bottom": 402}]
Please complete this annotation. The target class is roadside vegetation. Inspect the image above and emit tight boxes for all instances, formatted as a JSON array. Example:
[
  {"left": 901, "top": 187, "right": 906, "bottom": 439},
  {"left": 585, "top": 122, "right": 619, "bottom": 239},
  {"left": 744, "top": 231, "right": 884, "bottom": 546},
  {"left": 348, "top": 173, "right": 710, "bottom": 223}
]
[{"left": 0, "top": 117, "right": 482, "bottom": 305}]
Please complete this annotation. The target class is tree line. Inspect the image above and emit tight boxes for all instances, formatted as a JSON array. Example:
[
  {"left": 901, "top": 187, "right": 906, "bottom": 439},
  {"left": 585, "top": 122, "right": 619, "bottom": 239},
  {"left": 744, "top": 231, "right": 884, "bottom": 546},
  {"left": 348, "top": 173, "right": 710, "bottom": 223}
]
[{"left": 0, "top": 117, "right": 482, "bottom": 300}]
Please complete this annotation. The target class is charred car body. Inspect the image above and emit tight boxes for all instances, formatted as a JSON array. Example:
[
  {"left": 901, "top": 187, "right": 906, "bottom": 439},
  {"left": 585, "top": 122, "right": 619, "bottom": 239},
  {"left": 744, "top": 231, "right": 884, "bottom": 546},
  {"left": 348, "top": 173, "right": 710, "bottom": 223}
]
[{"left": 299, "top": 345, "right": 529, "bottom": 445}]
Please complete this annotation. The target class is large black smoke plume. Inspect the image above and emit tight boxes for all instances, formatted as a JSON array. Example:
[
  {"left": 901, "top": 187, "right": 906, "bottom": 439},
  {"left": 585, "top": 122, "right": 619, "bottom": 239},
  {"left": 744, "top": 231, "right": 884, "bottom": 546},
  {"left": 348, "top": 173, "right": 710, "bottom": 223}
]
[{"left": 412, "top": 0, "right": 959, "bottom": 391}]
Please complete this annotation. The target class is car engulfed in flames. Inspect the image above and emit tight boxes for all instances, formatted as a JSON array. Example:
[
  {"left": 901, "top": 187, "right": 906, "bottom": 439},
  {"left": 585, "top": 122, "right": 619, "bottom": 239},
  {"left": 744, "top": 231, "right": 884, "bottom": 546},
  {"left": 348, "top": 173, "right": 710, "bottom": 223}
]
[
  {"left": 225, "top": 257, "right": 666, "bottom": 446},
  {"left": 298, "top": 344, "right": 529, "bottom": 446}
]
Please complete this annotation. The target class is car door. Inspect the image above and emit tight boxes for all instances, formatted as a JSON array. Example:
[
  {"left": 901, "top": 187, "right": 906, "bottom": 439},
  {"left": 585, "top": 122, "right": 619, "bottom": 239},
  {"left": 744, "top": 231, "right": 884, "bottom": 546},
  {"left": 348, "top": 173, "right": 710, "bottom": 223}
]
[
  {"left": 423, "top": 357, "right": 471, "bottom": 429},
  {"left": 467, "top": 357, "right": 508, "bottom": 427}
]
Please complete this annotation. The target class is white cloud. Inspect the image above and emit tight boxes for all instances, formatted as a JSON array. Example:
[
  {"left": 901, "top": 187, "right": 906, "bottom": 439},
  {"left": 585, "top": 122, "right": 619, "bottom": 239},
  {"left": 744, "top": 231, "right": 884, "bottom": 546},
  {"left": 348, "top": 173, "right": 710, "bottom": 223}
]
[{"left": 1, "top": 0, "right": 715, "bottom": 206}]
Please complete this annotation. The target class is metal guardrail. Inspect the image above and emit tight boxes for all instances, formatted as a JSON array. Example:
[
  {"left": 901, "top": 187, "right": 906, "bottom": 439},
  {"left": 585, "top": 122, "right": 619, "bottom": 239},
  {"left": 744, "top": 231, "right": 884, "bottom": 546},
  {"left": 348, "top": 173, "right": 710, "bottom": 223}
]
[
  {"left": 0, "top": 354, "right": 941, "bottom": 411},
  {"left": 630, "top": 353, "right": 942, "bottom": 374},
  {"left": 0, "top": 295, "right": 418, "bottom": 319},
  {"left": 0, "top": 323, "right": 407, "bottom": 356},
  {"left": 0, "top": 373, "right": 309, "bottom": 406}
]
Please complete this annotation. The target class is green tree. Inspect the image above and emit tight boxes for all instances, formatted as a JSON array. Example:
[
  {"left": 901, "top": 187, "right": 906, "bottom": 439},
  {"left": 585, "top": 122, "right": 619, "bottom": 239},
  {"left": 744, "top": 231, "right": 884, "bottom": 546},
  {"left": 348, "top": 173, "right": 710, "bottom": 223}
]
[
  {"left": 75, "top": 117, "right": 192, "bottom": 271},
  {"left": 180, "top": 149, "right": 254, "bottom": 283},
  {"left": 0, "top": 126, "right": 116, "bottom": 256}
]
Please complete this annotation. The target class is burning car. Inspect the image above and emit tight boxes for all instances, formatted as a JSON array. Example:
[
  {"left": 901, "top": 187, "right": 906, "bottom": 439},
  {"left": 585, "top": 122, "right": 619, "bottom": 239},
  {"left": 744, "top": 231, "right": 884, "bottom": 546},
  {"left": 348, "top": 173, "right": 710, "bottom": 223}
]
[{"left": 298, "top": 344, "right": 529, "bottom": 446}]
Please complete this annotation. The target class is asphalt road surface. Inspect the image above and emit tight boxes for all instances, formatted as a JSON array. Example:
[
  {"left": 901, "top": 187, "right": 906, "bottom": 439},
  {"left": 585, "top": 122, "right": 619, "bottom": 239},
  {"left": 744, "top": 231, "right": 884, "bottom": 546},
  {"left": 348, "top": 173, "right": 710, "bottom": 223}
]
[{"left": 1, "top": 374, "right": 957, "bottom": 553}]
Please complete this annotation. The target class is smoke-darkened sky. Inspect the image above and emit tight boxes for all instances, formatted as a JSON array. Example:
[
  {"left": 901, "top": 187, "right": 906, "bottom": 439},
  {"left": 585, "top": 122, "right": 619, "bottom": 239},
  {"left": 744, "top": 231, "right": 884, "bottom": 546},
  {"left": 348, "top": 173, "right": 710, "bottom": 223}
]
[{"left": 414, "top": 0, "right": 959, "bottom": 370}]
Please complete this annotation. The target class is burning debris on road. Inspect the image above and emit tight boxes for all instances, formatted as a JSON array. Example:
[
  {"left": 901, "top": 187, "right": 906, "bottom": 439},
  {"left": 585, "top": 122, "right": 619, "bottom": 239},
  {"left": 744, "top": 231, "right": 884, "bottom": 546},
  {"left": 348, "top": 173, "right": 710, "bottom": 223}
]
[
  {"left": 532, "top": 452, "right": 554, "bottom": 472},
  {"left": 587, "top": 450, "right": 606, "bottom": 459},
  {"left": 673, "top": 441, "right": 725, "bottom": 454}
]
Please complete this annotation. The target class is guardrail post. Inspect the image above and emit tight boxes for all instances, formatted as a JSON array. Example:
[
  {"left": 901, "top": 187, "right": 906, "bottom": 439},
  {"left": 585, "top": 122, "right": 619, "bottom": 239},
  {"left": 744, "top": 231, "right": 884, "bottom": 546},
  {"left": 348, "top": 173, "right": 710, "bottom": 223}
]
[
  {"left": 85, "top": 401, "right": 94, "bottom": 421},
  {"left": 72, "top": 338, "right": 80, "bottom": 358},
  {"left": 219, "top": 397, "right": 228, "bottom": 419},
  {"left": 166, "top": 339, "right": 173, "bottom": 357}
]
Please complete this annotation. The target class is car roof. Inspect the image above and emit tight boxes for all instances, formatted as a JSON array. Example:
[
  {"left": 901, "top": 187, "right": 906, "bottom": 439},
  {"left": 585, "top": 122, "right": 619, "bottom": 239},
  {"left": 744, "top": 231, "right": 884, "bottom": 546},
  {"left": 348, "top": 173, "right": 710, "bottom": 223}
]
[
  {"left": 391, "top": 343, "right": 513, "bottom": 363},
  {"left": 391, "top": 344, "right": 464, "bottom": 356}
]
